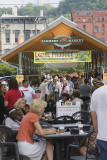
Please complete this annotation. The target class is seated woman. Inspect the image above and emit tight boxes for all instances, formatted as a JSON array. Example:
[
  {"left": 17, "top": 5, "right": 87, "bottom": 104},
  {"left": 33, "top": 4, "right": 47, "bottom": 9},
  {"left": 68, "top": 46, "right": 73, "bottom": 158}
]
[
  {"left": 71, "top": 92, "right": 83, "bottom": 106},
  {"left": 5, "top": 108, "right": 21, "bottom": 131},
  {"left": 25, "top": 104, "right": 30, "bottom": 114},
  {"left": 14, "top": 98, "right": 27, "bottom": 120},
  {"left": 16, "top": 98, "right": 56, "bottom": 160},
  {"left": 59, "top": 93, "right": 69, "bottom": 105}
]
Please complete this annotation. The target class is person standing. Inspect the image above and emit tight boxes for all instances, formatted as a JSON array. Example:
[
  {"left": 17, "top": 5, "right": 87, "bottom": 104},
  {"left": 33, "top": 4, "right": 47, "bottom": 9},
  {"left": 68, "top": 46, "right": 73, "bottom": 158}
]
[
  {"left": 67, "top": 77, "right": 74, "bottom": 95},
  {"left": 80, "top": 78, "right": 91, "bottom": 102},
  {"left": 4, "top": 78, "right": 23, "bottom": 109},
  {"left": 19, "top": 80, "right": 36, "bottom": 105},
  {"left": 90, "top": 85, "right": 107, "bottom": 160},
  {"left": 0, "top": 84, "right": 7, "bottom": 124},
  {"left": 39, "top": 77, "right": 51, "bottom": 101},
  {"left": 49, "top": 76, "right": 61, "bottom": 102}
]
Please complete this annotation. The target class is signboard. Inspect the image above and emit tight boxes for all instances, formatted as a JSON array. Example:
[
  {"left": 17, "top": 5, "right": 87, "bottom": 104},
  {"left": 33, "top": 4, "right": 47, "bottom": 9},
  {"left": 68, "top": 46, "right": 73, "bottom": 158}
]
[
  {"left": 16, "top": 75, "right": 24, "bottom": 83},
  {"left": 56, "top": 101, "right": 81, "bottom": 117},
  {"left": 103, "top": 73, "right": 107, "bottom": 85},
  {"left": 34, "top": 51, "right": 91, "bottom": 63},
  {"left": 18, "top": 35, "right": 24, "bottom": 44},
  {"left": 42, "top": 35, "right": 83, "bottom": 47}
]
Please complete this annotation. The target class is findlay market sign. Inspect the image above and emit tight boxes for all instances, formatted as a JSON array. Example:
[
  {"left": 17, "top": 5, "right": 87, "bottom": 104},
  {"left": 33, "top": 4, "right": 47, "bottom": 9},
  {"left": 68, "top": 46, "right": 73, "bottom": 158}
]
[
  {"left": 34, "top": 51, "right": 91, "bottom": 63},
  {"left": 41, "top": 35, "right": 84, "bottom": 47}
]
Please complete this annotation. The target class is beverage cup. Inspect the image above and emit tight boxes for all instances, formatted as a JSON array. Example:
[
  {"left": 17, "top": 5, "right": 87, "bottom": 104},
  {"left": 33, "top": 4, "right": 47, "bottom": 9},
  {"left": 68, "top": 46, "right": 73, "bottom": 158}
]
[
  {"left": 45, "top": 114, "right": 50, "bottom": 120},
  {"left": 78, "top": 124, "right": 83, "bottom": 133},
  {"left": 59, "top": 126, "right": 65, "bottom": 134}
]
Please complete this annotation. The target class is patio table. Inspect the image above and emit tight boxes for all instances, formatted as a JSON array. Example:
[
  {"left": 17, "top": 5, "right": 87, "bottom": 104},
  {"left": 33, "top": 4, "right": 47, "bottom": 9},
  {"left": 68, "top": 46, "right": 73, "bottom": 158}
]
[{"left": 34, "top": 131, "right": 88, "bottom": 160}]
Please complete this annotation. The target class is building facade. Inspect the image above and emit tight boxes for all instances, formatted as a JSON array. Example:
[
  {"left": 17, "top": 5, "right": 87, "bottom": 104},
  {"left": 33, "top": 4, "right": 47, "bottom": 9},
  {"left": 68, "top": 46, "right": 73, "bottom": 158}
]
[
  {"left": 71, "top": 8, "right": 107, "bottom": 42},
  {"left": 0, "top": 7, "right": 47, "bottom": 54}
]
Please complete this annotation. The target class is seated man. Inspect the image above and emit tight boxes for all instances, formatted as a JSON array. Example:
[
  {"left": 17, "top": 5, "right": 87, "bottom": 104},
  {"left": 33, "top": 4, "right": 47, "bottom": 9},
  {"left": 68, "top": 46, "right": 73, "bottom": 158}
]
[{"left": 71, "top": 91, "right": 83, "bottom": 106}]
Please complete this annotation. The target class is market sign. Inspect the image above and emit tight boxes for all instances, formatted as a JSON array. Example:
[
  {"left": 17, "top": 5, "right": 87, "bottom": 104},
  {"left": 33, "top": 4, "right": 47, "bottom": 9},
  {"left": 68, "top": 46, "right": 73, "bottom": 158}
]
[
  {"left": 34, "top": 51, "right": 91, "bottom": 63},
  {"left": 41, "top": 35, "right": 83, "bottom": 47},
  {"left": 103, "top": 73, "right": 107, "bottom": 85}
]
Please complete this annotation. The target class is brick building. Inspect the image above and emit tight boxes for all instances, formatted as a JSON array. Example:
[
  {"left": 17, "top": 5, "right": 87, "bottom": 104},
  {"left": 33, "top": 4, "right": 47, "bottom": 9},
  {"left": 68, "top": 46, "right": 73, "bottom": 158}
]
[{"left": 71, "top": 8, "right": 107, "bottom": 42}]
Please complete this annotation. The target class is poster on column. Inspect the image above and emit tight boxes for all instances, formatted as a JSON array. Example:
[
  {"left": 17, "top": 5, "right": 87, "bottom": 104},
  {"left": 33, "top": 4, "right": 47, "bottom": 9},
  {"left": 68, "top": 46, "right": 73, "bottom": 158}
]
[
  {"left": 103, "top": 73, "right": 107, "bottom": 85},
  {"left": 16, "top": 75, "right": 24, "bottom": 83}
]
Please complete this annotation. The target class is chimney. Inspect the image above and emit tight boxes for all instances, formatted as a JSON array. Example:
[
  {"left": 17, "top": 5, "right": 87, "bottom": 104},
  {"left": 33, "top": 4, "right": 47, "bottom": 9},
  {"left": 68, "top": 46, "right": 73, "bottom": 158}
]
[
  {"left": 40, "top": 10, "right": 43, "bottom": 17},
  {"left": 12, "top": 6, "right": 18, "bottom": 16}
]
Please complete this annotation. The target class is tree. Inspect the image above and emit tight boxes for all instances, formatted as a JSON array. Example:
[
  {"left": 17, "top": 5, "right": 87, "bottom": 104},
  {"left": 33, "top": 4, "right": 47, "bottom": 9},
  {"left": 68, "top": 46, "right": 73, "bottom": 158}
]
[{"left": 0, "top": 63, "right": 17, "bottom": 77}]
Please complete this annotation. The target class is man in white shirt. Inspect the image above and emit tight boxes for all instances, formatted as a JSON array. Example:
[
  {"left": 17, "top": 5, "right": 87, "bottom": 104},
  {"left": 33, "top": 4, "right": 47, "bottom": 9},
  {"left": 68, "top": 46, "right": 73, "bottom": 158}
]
[
  {"left": 39, "top": 77, "right": 50, "bottom": 101},
  {"left": 19, "top": 80, "right": 35, "bottom": 105},
  {"left": 90, "top": 85, "right": 107, "bottom": 160}
]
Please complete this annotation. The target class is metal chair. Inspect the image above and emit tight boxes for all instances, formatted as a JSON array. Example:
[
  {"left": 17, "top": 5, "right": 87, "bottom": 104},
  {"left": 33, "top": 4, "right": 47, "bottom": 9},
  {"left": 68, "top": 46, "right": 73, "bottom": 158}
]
[
  {"left": 0, "top": 125, "right": 20, "bottom": 160},
  {"left": 40, "top": 121, "right": 54, "bottom": 129},
  {"left": 66, "top": 130, "right": 100, "bottom": 160},
  {"left": 0, "top": 125, "right": 29, "bottom": 160},
  {"left": 81, "top": 100, "right": 91, "bottom": 111},
  {"left": 72, "top": 111, "right": 92, "bottom": 125},
  {"left": 53, "top": 115, "right": 76, "bottom": 124}
]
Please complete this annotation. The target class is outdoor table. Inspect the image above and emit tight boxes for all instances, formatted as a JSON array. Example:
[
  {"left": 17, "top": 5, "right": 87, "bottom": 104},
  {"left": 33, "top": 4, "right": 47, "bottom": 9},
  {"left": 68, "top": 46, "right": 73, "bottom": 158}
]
[
  {"left": 52, "top": 123, "right": 90, "bottom": 128},
  {"left": 43, "top": 131, "right": 88, "bottom": 160}
]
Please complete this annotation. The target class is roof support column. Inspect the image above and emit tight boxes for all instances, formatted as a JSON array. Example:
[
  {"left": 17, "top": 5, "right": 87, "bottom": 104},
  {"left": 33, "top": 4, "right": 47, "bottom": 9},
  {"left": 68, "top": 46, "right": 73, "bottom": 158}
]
[
  {"left": 99, "top": 52, "right": 103, "bottom": 77},
  {"left": 22, "top": 53, "right": 25, "bottom": 75},
  {"left": 84, "top": 62, "right": 88, "bottom": 78},
  {"left": 18, "top": 52, "right": 22, "bottom": 75},
  {"left": 104, "top": 51, "right": 107, "bottom": 73},
  {"left": 92, "top": 55, "right": 94, "bottom": 70},
  {"left": 95, "top": 55, "right": 98, "bottom": 78},
  {"left": 26, "top": 55, "right": 29, "bottom": 75}
]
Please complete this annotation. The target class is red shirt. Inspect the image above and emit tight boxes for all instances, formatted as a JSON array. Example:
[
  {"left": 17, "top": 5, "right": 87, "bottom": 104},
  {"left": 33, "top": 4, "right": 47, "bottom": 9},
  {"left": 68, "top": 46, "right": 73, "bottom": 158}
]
[
  {"left": 4, "top": 89, "right": 23, "bottom": 108},
  {"left": 16, "top": 112, "right": 39, "bottom": 144}
]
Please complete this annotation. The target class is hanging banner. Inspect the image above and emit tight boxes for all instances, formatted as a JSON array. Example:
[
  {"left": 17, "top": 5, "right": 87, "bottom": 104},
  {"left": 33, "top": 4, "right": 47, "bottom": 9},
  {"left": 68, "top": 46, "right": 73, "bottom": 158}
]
[
  {"left": 34, "top": 51, "right": 91, "bottom": 63},
  {"left": 103, "top": 73, "right": 107, "bottom": 85}
]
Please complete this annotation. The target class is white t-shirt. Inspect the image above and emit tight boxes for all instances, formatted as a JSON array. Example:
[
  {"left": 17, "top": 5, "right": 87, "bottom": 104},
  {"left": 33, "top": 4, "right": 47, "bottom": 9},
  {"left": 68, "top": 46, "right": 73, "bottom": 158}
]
[
  {"left": 19, "top": 86, "right": 35, "bottom": 105},
  {"left": 90, "top": 85, "right": 107, "bottom": 141},
  {"left": 63, "top": 86, "right": 70, "bottom": 94}
]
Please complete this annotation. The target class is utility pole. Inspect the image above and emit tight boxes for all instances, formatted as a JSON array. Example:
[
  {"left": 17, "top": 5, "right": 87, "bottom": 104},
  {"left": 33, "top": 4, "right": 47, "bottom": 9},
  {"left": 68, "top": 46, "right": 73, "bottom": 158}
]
[{"left": 37, "top": 0, "right": 39, "bottom": 6}]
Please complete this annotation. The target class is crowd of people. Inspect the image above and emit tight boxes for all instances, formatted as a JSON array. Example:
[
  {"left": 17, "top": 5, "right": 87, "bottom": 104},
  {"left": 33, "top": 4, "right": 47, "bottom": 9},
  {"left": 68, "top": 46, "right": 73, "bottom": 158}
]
[{"left": 0, "top": 74, "right": 104, "bottom": 160}]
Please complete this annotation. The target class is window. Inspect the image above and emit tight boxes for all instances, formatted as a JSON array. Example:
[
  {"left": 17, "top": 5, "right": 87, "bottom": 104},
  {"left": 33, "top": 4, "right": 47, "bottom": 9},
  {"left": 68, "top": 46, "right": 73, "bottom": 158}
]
[
  {"left": 97, "top": 18, "right": 100, "bottom": 22},
  {"left": 94, "top": 26, "right": 99, "bottom": 32},
  {"left": 83, "top": 18, "right": 86, "bottom": 22},
  {"left": 37, "top": 30, "right": 40, "bottom": 34},
  {"left": 78, "top": 18, "right": 80, "bottom": 22},
  {"left": 5, "top": 30, "right": 10, "bottom": 43},
  {"left": 102, "top": 18, "right": 104, "bottom": 22},
  {"left": 14, "top": 30, "right": 20, "bottom": 43},
  {"left": 100, "top": 38, "right": 105, "bottom": 42},
  {"left": 24, "top": 30, "right": 31, "bottom": 41},
  {"left": 88, "top": 18, "right": 91, "bottom": 22},
  {"left": 83, "top": 25, "right": 86, "bottom": 31},
  {"left": 102, "top": 24, "right": 105, "bottom": 32}
]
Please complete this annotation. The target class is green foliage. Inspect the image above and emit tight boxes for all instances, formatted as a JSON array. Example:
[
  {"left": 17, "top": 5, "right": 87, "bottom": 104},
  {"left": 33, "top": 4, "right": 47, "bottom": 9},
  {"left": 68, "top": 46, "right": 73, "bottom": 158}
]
[
  {"left": 36, "top": 63, "right": 84, "bottom": 76},
  {"left": 1, "top": 0, "right": 107, "bottom": 20},
  {"left": 0, "top": 63, "right": 17, "bottom": 77}
]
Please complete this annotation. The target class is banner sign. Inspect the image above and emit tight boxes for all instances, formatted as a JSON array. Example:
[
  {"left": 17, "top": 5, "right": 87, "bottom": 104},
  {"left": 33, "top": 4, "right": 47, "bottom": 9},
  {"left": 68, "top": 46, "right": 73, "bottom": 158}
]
[
  {"left": 42, "top": 35, "right": 83, "bottom": 47},
  {"left": 34, "top": 51, "right": 91, "bottom": 63},
  {"left": 56, "top": 101, "right": 81, "bottom": 117},
  {"left": 18, "top": 35, "right": 24, "bottom": 44}
]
